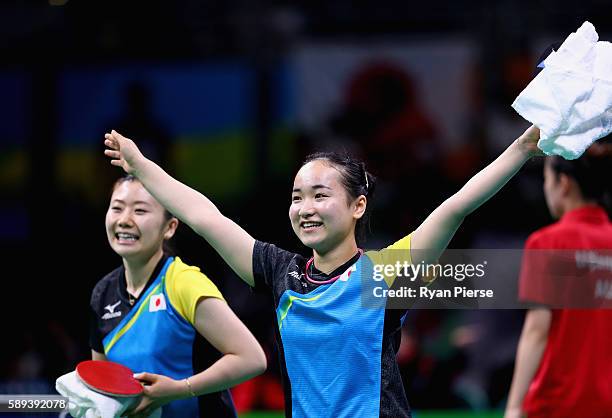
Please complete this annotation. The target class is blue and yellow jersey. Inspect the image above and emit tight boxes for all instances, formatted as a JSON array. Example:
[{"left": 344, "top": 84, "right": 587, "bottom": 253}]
[
  {"left": 90, "top": 255, "right": 237, "bottom": 418},
  {"left": 253, "top": 234, "right": 413, "bottom": 418}
]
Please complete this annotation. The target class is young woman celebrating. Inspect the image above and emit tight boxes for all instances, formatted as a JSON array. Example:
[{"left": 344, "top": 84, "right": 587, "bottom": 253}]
[
  {"left": 104, "top": 125, "right": 541, "bottom": 418},
  {"left": 90, "top": 175, "right": 266, "bottom": 417}
]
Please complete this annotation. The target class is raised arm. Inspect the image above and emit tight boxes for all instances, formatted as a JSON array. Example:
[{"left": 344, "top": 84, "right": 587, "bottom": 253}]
[
  {"left": 104, "top": 130, "right": 257, "bottom": 286},
  {"left": 411, "top": 125, "right": 541, "bottom": 263}
]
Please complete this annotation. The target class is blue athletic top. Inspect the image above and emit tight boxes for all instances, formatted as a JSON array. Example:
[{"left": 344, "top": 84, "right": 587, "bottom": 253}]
[
  {"left": 90, "top": 255, "right": 237, "bottom": 418},
  {"left": 253, "top": 235, "right": 413, "bottom": 418}
]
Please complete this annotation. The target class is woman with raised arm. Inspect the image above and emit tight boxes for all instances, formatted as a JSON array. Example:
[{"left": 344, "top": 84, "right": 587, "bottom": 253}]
[
  {"left": 104, "top": 125, "right": 541, "bottom": 418},
  {"left": 90, "top": 175, "right": 266, "bottom": 418}
]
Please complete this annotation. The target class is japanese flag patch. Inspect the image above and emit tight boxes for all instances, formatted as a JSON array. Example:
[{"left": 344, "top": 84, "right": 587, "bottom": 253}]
[{"left": 149, "top": 294, "right": 167, "bottom": 312}]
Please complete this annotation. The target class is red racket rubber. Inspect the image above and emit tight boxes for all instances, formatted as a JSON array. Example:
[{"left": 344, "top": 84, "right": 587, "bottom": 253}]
[{"left": 76, "top": 360, "right": 144, "bottom": 397}]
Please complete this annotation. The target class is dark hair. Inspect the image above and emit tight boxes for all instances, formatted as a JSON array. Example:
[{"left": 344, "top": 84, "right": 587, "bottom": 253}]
[
  {"left": 548, "top": 138, "right": 612, "bottom": 208},
  {"left": 302, "top": 152, "right": 376, "bottom": 245},
  {"left": 111, "top": 175, "right": 177, "bottom": 255}
]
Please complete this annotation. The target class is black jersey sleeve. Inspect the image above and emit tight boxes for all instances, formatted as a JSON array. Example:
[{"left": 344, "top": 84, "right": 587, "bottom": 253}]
[
  {"left": 89, "top": 276, "right": 105, "bottom": 353},
  {"left": 89, "top": 305, "right": 104, "bottom": 353},
  {"left": 88, "top": 268, "right": 120, "bottom": 354},
  {"left": 252, "top": 240, "right": 298, "bottom": 292}
]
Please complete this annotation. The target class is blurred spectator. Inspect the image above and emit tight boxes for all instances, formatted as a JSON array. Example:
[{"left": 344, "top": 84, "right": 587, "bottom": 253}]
[
  {"left": 398, "top": 311, "right": 470, "bottom": 409},
  {"left": 327, "top": 62, "right": 446, "bottom": 236},
  {"left": 112, "top": 81, "right": 171, "bottom": 167},
  {"left": 96, "top": 80, "right": 173, "bottom": 203}
]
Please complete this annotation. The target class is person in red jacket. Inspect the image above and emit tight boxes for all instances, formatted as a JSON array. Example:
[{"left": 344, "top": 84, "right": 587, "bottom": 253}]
[{"left": 505, "top": 143, "right": 612, "bottom": 418}]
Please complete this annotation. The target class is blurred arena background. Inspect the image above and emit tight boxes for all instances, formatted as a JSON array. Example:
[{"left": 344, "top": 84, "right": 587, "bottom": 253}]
[{"left": 1, "top": 1, "right": 611, "bottom": 417}]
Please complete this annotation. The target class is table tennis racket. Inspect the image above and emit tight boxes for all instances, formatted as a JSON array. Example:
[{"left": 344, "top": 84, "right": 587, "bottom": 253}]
[{"left": 76, "top": 360, "right": 144, "bottom": 397}]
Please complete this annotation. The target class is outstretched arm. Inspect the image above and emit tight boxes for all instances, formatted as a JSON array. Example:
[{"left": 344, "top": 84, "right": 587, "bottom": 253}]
[
  {"left": 411, "top": 125, "right": 541, "bottom": 263},
  {"left": 128, "top": 298, "right": 267, "bottom": 416},
  {"left": 104, "top": 130, "right": 257, "bottom": 286}
]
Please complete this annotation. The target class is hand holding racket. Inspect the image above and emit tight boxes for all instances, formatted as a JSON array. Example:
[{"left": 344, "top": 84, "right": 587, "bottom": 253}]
[{"left": 125, "top": 372, "right": 189, "bottom": 417}]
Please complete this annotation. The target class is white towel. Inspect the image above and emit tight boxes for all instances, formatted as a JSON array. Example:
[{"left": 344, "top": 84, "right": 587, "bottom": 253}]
[
  {"left": 512, "top": 21, "right": 612, "bottom": 160},
  {"left": 56, "top": 371, "right": 161, "bottom": 418}
]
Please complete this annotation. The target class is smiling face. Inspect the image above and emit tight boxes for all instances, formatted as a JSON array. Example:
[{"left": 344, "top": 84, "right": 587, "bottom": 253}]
[
  {"left": 289, "top": 160, "right": 364, "bottom": 254},
  {"left": 105, "top": 180, "right": 177, "bottom": 263}
]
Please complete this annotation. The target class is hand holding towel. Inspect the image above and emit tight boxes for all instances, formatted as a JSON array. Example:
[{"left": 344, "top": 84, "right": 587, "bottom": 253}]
[{"left": 512, "top": 21, "right": 612, "bottom": 159}]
